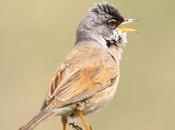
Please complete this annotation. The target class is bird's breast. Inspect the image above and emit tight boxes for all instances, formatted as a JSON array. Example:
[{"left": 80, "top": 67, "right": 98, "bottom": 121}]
[{"left": 80, "top": 74, "right": 120, "bottom": 115}]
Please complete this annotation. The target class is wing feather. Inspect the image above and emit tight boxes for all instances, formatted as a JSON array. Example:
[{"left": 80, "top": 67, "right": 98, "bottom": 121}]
[{"left": 43, "top": 42, "right": 118, "bottom": 108}]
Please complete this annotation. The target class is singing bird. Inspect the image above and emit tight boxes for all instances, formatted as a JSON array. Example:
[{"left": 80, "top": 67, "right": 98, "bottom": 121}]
[{"left": 18, "top": 2, "right": 138, "bottom": 130}]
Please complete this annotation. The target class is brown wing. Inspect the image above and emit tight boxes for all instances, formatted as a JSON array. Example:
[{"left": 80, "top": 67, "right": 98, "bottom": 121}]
[{"left": 42, "top": 42, "right": 118, "bottom": 109}]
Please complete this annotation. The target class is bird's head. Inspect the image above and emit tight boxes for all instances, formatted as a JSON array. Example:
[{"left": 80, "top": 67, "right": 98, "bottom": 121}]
[{"left": 76, "top": 2, "right": 138, "bottom": 48}]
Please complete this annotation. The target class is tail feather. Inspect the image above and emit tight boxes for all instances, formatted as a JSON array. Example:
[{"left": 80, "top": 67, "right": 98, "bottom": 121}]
[{"left": 18, "top": 108, "right": 53, "bottom": 130}]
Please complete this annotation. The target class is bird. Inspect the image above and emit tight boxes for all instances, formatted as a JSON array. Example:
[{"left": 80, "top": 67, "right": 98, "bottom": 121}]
[{"left": 18, "top": 2, "right": 138, "bottom": 130}]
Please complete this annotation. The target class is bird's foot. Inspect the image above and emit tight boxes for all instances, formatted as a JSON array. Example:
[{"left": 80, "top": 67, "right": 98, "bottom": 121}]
[
  {"left": 69, "top": 122, "right": 83, "bottom": 130},
  {"left": 89, "top": 126, "right": 93, "bottom": 130}
]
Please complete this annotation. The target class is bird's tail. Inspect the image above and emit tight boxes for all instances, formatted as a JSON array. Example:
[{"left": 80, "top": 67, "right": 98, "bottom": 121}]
[{"left": 18, "top": 108, "right": 53, "bottom": 130}]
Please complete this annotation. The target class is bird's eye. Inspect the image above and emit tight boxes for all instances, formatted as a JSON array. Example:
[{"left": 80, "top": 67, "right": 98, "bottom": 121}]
[{"left": 107, "top": 19, "right": 117, "bottom": 29}]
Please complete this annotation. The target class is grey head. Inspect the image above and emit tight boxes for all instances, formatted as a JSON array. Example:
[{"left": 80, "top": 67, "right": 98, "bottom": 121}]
[{"left": 75, "top": 2, "right": 127, "bottom": 48}]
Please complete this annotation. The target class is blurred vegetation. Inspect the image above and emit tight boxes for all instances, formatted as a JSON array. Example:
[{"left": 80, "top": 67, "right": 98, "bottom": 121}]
[{"left": 0, "top": 0, "right": 175, "bottom": 130}]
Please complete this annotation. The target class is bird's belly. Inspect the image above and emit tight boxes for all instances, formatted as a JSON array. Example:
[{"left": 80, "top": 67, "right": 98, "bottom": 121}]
[
  {"left": 53, "top": 76, "right": 119, "bottom": 117},
  {"left": 82, "top": 76, "right": 119, "bottom": 114}
]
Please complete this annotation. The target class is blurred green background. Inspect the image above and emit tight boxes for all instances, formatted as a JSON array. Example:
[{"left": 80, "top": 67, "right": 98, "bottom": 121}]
[{"left": 0, "top": 0, "right": 175, "bottom": 130}]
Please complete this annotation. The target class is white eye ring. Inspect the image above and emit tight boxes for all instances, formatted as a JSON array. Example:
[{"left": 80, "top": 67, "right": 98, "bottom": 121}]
[{"left": 107, "top": 19, "right": 117, "bottom": 29}]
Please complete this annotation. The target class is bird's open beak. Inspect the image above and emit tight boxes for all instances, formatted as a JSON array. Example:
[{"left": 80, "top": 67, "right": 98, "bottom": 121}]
[{"left": 117, "top": 19, "right": 139, "bottom": 33}]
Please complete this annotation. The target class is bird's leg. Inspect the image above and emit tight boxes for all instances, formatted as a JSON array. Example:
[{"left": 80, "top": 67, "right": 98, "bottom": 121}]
[
  {"left": 69, "top": 122, "right": 83, "bottom": 130},
  {"left": 76, "top": 110, "right": 92, "bottom": 130},
  {"left": 61, "top": 117, "right": 68, "bottom": 130}
]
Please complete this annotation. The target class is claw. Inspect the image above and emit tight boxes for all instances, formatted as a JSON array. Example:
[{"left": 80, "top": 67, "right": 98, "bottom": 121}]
[{"left": 69, "top": 122, "right": 83, "bottom": 130}]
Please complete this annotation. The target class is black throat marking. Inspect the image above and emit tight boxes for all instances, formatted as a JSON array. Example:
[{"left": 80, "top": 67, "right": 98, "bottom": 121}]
[{"left": 105, "top": 39, "right": 120, "bottom": 48}]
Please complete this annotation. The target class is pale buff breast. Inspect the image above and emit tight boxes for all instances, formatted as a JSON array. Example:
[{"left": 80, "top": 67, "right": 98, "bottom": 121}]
[
  {"left": 80, "top": 45, "right": 122, "bottom": 114},
  {"left": 81, "top": 73, "right": 120, "bottom": 114}
]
